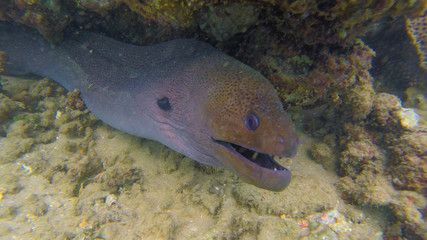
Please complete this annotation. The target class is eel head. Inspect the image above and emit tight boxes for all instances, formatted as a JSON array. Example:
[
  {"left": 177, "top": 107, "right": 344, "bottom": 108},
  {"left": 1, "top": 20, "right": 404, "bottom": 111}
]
[{"left": 200, "top": 63, "right": 299, "bottom": 191}]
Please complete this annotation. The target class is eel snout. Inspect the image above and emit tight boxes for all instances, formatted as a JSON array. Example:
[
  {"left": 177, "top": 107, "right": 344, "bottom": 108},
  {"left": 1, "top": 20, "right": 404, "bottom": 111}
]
[{"left": 211, "top": 122, "right": 298, "bottom": 192}]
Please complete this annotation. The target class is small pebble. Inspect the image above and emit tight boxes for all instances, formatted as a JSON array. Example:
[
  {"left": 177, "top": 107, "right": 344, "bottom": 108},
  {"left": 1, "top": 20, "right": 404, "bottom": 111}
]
[{"left": 105, "top": 194, "right": 118, "bottom": 207}]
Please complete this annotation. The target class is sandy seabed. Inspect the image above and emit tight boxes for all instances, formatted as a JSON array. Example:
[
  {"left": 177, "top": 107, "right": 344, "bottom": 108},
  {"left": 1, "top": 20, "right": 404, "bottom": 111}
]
[{"left": 0, "top": 76, "right": 387, "bottom": 239}]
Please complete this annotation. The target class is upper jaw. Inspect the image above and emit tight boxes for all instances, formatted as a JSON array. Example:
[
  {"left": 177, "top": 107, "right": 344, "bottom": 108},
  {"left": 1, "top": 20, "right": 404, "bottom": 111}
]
[{"left": 210, "top": 137, "right": 292, "bottom": 191}]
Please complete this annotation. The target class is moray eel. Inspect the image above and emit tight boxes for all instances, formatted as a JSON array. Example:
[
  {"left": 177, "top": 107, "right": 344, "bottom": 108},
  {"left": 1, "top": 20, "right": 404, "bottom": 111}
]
[{"left": 0, "top": 22, "right": 299, "bottom": 191}]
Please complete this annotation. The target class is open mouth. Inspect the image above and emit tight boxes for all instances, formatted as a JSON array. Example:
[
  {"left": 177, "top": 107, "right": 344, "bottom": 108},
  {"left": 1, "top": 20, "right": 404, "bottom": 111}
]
[{"left": 211, "top": 138, "right": 286, "bottom": 171}]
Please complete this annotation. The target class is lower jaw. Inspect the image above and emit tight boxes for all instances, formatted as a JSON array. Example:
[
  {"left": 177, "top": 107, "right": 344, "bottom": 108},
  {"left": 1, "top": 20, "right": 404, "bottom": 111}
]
[
  {"left": 211, "top": 139, "right": 292, "bottom": 191},
  {"left": 230, "top": 160, "right": 292, "bottom": 191}
]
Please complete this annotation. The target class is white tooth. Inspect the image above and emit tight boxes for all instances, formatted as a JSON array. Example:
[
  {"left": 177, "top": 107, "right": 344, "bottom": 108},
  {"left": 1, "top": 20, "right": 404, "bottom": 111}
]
[{"left": 251, "top": 152, "right": 259, "bottom": 160}]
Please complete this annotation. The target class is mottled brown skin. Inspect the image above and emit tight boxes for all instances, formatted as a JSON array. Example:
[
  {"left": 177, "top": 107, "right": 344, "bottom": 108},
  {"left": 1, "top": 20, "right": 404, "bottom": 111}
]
[
  {"left": 204, "top": 65, "right": 297, "bottom": 157},
  {"left": 1, "top": 22, "right": 299, "bottom": 191},
  {"left": 199, "top": 60, "right": 298, "bottom": 190}
]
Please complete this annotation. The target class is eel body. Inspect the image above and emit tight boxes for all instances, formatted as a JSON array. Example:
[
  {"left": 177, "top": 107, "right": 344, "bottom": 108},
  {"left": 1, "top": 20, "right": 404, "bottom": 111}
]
[{"left": 0, "top": 22, "right": 299, "bottom": 191}]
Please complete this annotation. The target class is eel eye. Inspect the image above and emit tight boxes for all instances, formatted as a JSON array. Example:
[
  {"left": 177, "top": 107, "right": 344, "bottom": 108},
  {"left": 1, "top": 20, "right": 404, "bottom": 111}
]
[
  {"left": 157, "top": 97, "right": 171, "bottom": 111},
  {"left": 245, "top": 112, "right": 259, "bottom": 131}
]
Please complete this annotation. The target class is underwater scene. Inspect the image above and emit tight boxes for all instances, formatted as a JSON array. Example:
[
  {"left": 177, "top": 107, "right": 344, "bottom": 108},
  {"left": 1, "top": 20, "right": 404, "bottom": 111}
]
[{"left": 0, "top": 1, "right": 426, "bottom": 239}]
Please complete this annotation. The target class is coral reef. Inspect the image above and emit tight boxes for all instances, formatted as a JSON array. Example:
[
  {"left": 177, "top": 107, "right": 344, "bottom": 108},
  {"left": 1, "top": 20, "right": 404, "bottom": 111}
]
[
  {"left": 334, "top": 100, "right": 426, "bottom": 238},
  {"left": 341, "top": 79, "right": 375, "bottom": 121},
  {"left": 241, "top": 32, "right": 377, "bottom": 121},
  {"left": 389, "top": 129, "right": 427, "bottom": 194},
  {"left": 66, "top": 89, "right": 86, "bottom": 111},
  {"left": 265, "top": 0, "right": 426, "bottom": 45},
  {"left": 406, "top": 16, "right": 427, "bottom": 70},
  {"left": 372, "top": 92, "right": 422, "bottom": 130},
  {"left": 1, "top": 0, "right": 425, "bottom": 44},
  {"left": 76, "top": 0, "right": 118, "bottom": 16},
  {"left": 310, "top": 142, "right": 334, "bottom": 171},
  {"left": 0, "top": 93, "right": 23, "bottom": 123},
  {"left": 115, "top": 0, "right": 203, "bottom": 28},
  {"left": 372, "top": 93, "right": 403, "bottom": 127},
  {"left": 337, "top": 123, "right": 385, "bottom": 178},
  {"left": 198, "top": 3, "right": 259, "bottom": 42},
  {"left": 337, "top": 174, "right": 427, "bottom": 239},
  {"left": 1, "top": 0, "right": 70, "bottom": 41},
  {"left": 339, "top": 138, "right": 385, "bottom": 179},
  {"left": 336, "top": 172, "right": 395, "bottom": 207},
  {"left": 336, "top": 123, "right": 427, "bottom": 238}
]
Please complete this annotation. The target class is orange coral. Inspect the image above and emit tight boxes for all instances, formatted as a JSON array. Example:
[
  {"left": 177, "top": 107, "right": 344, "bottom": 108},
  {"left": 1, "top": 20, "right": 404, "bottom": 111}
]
[{"left": 406, "top": 16, "right": 427, "bottom": 70}]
